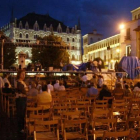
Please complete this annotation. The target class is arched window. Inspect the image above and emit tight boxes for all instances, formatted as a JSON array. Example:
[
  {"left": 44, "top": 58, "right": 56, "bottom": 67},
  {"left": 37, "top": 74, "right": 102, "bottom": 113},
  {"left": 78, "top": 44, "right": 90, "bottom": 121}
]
[
  {"left": 67, "top": 38, "right": 69, "bottom": 42},
  {"left": 34, "top": 35, "right": 38, "bottom": 39},
  {"left": 72, "top": 46, "right": 74, "bottom": 50},
  {"left": 19, "top": 33, "right": 22, "bottom": 38},
  {"left": 26, "top": 34, "right": 29, "bottom": 38},
  {"left": 72, "top": 38, "right": 75, "bottom": 42}
]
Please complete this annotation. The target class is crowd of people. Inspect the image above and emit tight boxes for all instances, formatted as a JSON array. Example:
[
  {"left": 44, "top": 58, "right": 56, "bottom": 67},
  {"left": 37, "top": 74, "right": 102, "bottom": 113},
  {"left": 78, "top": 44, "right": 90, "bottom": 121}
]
[
  {"left": 86, "top": 59, "right": 102, "bottom": 72},
  {"left": 1, "top": 70, "right": 140, "bottom": 133}
]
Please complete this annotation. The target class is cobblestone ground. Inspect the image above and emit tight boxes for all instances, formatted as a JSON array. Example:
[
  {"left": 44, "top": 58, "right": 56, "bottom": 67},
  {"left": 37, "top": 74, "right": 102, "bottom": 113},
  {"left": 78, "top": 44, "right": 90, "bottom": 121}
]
[{"left": 0, "top": 106, "right": 26, "bottom": 140}]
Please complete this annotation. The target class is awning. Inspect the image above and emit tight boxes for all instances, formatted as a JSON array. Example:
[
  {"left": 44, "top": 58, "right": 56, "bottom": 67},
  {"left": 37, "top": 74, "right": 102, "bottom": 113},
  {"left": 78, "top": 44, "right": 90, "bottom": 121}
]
[{"left": 134, "top": 26, "right": 140, "bottom": 31}]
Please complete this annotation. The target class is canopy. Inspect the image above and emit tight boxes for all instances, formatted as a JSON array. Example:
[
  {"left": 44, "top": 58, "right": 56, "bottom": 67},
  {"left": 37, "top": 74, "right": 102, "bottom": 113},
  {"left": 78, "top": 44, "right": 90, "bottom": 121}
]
[
  {"left": 62, "top": 63, "right": 87, "bottom": 71},
  {"left": 118, "top": 56, "right": 140, "bottom": 79}
]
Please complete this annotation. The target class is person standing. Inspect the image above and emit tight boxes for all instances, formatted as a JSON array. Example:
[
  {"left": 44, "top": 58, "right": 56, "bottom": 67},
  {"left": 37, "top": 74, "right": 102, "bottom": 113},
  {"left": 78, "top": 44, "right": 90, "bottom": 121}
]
[
  {"left": 98, "top": 60, "right": 102, "bottom": 72},
  {"left": 16, "top": 70, "right": 28, "bottom": 133}
]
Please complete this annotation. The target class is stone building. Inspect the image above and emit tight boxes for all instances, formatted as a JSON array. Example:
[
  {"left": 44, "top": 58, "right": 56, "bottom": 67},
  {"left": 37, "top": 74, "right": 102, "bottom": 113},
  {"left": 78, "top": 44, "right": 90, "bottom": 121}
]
[
  {"left": 83, "top": 7, "right": 140, "bottom": 69},
  {"left": 1, "top": 12, "right": 82, "bottom": 66}
]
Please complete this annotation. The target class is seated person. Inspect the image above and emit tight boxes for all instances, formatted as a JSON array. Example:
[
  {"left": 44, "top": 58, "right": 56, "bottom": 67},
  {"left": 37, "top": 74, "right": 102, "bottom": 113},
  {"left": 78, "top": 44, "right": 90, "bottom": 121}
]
[
  {"left": 28, "top": 82, "right": 38, "bottom": 96},
  {"left": 98, "top": 85, "right": 112, "bottom": 104},
  {"left": 27, "top": 82, "right": 38, "bottom": 103},
  {"left": 124, "top": 85, "right": 132, "bottom": 97},
  {"left": 37, "top": 84, "right": 52, "bottom": 110},
  {"left": 86, "top": 82, "right": 98, "bottom": 97},
  {"left": 97, "top": 75, "right": 104, "bottom": 88},
  {"left": 58, "top": 82, "right": 65, "bottom": 91},
  {"left": 112, "top": 83, "right": 124, "bottom": 99},
  {"left": 54, "top": 80, "right": 60, "bottom": 91},
  {"left": 2, "top": 83, "right": 14, "bottom": 94},
  {"left": 47, "top": 81, "right": 54, "bottom": 92}
]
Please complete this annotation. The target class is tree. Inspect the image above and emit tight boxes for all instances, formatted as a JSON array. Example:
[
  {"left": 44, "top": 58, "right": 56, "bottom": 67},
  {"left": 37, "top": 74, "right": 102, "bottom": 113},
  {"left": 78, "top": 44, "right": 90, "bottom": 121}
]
[
  {"left": 0, "top": 31, "right": 16, "bottom": 69},
  {"left": 32, "top": 34, "right": 69, "bottom": 68}
]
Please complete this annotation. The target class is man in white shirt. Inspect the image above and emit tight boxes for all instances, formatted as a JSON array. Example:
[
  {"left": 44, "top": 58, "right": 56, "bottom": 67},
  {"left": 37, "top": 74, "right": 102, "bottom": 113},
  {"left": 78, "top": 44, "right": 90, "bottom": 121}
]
[
  {"left": 81, "top": 73, "right": 88, "bottom": 82},
  {"left": 54, "top": 80, "right": 60, "bottom": 91},
  {"left": 47, "top": 81, "right": 54, "bottom": 92}
]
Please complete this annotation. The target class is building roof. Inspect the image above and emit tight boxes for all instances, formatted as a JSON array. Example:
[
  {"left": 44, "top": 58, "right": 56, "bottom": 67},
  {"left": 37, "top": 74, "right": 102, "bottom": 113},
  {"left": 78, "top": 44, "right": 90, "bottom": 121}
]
[
  {"left": 16, "top": 13, "right": 72, "bottom": 32},
  {"left": 88, "top": 33, "right": 103, "bottom": 36}
]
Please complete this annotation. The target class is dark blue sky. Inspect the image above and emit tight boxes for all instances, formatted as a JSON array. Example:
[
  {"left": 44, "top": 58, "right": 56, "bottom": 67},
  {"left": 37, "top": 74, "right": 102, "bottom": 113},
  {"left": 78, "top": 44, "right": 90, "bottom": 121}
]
[{"left": 0, "top": 0, "right": 140, "bottom": 38}]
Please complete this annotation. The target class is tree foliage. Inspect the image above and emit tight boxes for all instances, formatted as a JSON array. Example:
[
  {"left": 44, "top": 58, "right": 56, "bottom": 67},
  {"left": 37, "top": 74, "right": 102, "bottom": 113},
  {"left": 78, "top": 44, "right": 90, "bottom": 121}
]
[
  {"left": 32, "top": 35, "right": 69, "bottom": 68},
  {"left": 0, "top": 31, "right": 16, "bottom": 69}
]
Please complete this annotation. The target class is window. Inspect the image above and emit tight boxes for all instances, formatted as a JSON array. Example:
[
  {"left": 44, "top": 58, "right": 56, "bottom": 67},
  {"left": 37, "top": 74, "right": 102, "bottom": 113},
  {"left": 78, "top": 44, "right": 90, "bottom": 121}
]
[
  {"left": 19, "top": 33, "right": 22, "bottom": 38},
  {"left": 126, "top": 28, "right": 130, "bottom": 40},
  {"left": 72, "top": 38, "right": 75, "bottom": 42},
  {"left": 26, "top": 34, "right": 29, "bottom": 39},
  {"left": 34, "top": 35, "right": 38, "bottom": 39},
  {"left": 67, "top": 38, "right": 69, "bottom": 42},
  {"left": 90, "top": 38, "right": 93, "bottom": 44},
  {"left": 72, "top": 46, "right": 74, "bottom": 50}
]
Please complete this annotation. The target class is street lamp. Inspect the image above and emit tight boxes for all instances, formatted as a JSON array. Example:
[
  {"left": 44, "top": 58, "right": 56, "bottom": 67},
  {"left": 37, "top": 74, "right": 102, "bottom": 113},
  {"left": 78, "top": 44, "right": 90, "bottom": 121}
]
[{"left": 119, "top": 24, "right": 125, "bottom": 29}]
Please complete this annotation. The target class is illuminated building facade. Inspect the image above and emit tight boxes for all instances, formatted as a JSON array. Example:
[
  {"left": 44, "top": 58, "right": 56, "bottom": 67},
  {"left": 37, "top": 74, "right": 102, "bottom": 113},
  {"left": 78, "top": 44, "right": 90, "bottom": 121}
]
[
  {"left": 1, "top": 12, "right": 82, "bottom": 66},
  {"left": 83, "top": 7, "right": 140, "bottom": 69}
]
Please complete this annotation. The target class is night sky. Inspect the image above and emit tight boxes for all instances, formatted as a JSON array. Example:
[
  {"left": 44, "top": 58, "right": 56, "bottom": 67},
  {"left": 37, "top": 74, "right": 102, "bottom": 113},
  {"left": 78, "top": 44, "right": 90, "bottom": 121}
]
[{"left": 0, "top": 0, "right": 140, "bottom": 38}]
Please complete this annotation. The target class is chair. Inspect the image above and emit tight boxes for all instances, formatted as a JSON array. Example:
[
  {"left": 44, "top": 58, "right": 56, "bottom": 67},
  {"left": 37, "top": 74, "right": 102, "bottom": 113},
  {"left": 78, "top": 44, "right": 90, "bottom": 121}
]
[
  {"left": 94, "top": 100, "right": 108, "bottom": 110},
  {"left": 7, "top": 96, "right": 16, "bottom": 117},
  {"left": 34, "top": 120, "right": 59, "bottom": 140},
  {"left": 63, "top": 119, "right": 88, "bottom": 140},
  {"left": 61, "top": 111, "right": 82, "bottom": 120},
  {"left": 27, "top": 96, "right": 37, "bottom": 107},
  {"left": 92, "top": 118, "right": 117, "bottom": 139},
  {"left": 27, "top": 113, "right": 51, "bottom": 139},
  {"left": 102, "top": 130, "right": 131, "bottom": 140}
]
